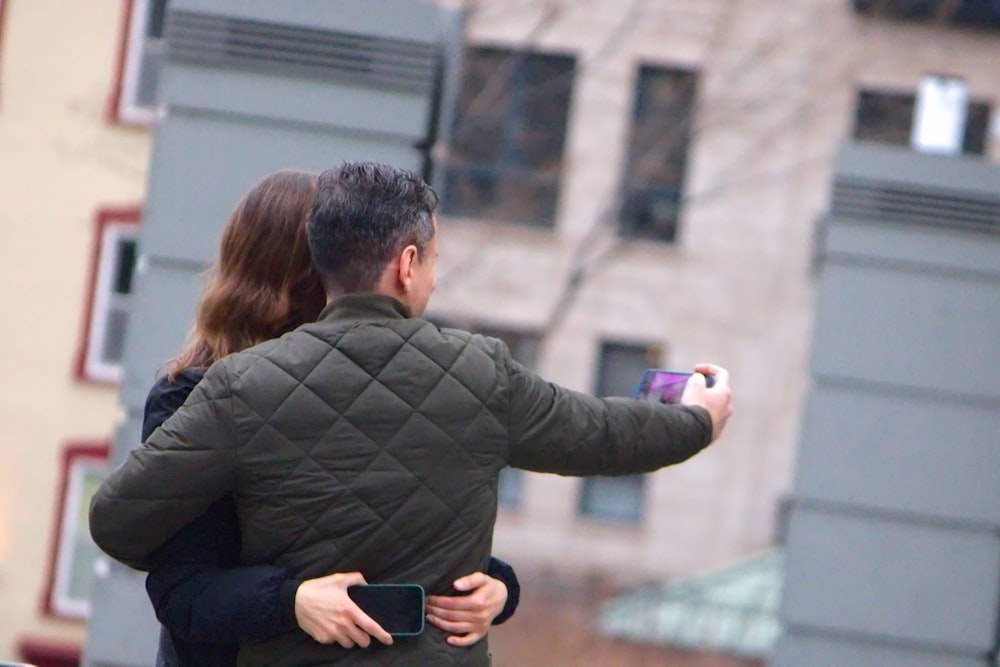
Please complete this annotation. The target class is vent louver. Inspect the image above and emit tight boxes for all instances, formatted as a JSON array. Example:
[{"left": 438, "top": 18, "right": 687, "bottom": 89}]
[
  {"left": 832, "top": 176, "right": 1000, "bottom": 235},
  {"left": 165, "top": 11, "right": 438, "bottom": 94}
]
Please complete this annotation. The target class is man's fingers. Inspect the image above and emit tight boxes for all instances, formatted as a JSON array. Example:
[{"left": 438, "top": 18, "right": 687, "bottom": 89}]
[
  {"left": 425, "top": 603, "right": 470, "bottom": 623},
  {"left": 350, "top": 628, "right": 371, "bottom": 649},
  {"left": 426, "top": 594, "right": 481, "bottom": 612},
  {"left": 353, "top": 609, "right": 393, "bottom": 646},
  {"left": 447, "top": 630, "right": 487, "bottom": 647},
  {"left": 340, "top": 612, "right": 371, "bottom": 649},
  {"left": 686, "top": 373, "right": 706, "bottom": 389},
  {"left": 693, "top": 363, "right": 729, "bottom": 387},
  {"left": 426, "top": 614, "right": 474, "bottom": 634},
  {"left": 426, "top": 599, "right": 490, "bottom": 623},
  {"left": 453, "top": 571, "right": 489, "bottom": 592}
]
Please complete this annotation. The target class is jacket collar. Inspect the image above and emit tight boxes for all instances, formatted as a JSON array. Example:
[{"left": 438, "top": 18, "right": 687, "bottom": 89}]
[{"left": 319, "top": 293, "right": 413, "bottom": 323}]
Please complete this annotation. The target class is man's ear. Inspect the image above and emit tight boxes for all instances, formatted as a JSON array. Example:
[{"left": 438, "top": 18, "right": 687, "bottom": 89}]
[{"left": 397, "top": 244, "right": 419, "bottom": 292}]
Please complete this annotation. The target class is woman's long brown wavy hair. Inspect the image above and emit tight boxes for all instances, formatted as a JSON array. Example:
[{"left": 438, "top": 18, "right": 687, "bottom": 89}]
[{"left": 167, "top": 170, "right": 327, "bottom": 378}]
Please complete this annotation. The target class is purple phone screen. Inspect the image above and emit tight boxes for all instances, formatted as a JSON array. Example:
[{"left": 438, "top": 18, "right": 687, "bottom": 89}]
[{"left": 633, "top": 370, "right": 694, "bottom": 404}]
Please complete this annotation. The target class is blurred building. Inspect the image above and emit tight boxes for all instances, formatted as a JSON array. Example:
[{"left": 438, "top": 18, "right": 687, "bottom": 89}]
[
  {"left": 446, "top": 0, "right": 998, "bottom": 585},
  {"left": 0, "top": 0, "right": 997, "bottom": 664},
  {"left": 0, "top": 0, "right": 153, "bottom": 663}
]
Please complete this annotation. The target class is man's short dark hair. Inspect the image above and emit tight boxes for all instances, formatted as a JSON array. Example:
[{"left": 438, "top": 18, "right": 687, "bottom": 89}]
[{"left": 307, "top": 161, "right": 439, "bottom": 294}]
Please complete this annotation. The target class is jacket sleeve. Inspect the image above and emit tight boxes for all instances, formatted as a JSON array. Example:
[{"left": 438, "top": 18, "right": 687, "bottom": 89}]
[
  {"left": 486, "top": 556, "right": 520, "bottom": 625},
  {"left": 145, "top": 496, "right": 302, "bottom": 643},
  {"left": 505, "top": 358, "right": 713, "bottom": 475},
  {"left": 90, "top": 363, "right": 239, "bottom": 570}
]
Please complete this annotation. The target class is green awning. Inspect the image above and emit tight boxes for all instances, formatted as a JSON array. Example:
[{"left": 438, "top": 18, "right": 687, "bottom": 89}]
[{"left": 598, "top": 549, "right": 783, "bottom": 659}]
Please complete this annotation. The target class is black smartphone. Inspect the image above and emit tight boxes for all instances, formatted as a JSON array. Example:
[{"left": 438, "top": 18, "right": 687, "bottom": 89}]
[
  {"left": 634, "top": 369, "right": 716, "bottom": 404},
  {"left": 347, "top": 584, "right": 425, "bottom": 636}
]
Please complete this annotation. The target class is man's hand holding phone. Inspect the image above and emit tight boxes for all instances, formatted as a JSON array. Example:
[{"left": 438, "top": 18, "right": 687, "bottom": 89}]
[{"left": 681, "top": 363, "right": 733, "bottom": 443}]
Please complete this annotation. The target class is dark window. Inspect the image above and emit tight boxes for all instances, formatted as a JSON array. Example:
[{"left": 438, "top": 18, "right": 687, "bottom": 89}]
[
  {"left": 578, "top": 340, "right": 663, "bottom": 522},
  {"left": 854, "top": 90, "right": 915, "bottom": 145},
  {"left": 146, "top": 0, "right": 168, "bottom": 39},
  {"left": 442, "top": 46, "right": 576, "bottom": 227},
  {"left": 114, "top": 238, "right": 138, "bottom": 296},
  {"left": 962, "top": 101, "right": 991, "bottom": 156},
  {"left": 853, "top": 88, "right": 990, "bottom": 155},
  {"left": 103, "top": 237, "right": 139, "bottom": 364},
  {"left": 115, "top": 0, "right": 169, "bottom": 123},
  {"left": 853, "top": 0, "right": 1000, "bottom": 29},
  {"left": 77, "top": 209, "right": 141, "bottom": 384},
  {"left": 619, "top": 65, "right": 698, "bottom": 243}
]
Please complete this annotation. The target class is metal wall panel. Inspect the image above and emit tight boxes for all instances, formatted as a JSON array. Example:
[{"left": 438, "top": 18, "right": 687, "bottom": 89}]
[
  {"left": 810, "top": 261, "right": 1000, "bottom": 400},
  {"left": 141, "top": 114, "right": 423, "bottom": 264},
  {"left": 169, "top": 0, "right": 444, "bottom": 45},
  {"left": 793, "top": 385, "right": 1000, "bottom": 524},
  {"left": 781, "top": 507, "right": 1000, "bottom": 651},
  {"left": 108, "top": 414, "right": 145, "bottom": 473},
  {"left": 118, "top": 260, "right": 208, "bottom": 411},
  {"left": 773, "top": 632, "right": 989, "bottom": 667},
  {"left": 766, "top": 107, "right": 1000, "bottom": 667},
  {"left": 823, "top": 217, "right": 1000, "bottom": 277},
  {"left": 87, "top": 407, "right": 160, "bottom": 664},
  {"left": 162, "top": 64, "right": 433, "bottom": 137},
  {"left": 85, "top": 561, "right": 161, "bottom": 667},
  {"left": 835, "top": 142, "right": 1000, "bottom": 197}
]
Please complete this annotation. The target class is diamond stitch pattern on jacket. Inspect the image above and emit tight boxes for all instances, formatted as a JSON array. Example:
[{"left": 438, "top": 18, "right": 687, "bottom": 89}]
[
  {"left": 89, "top": 293, "right": 717, "bottom": 666},
  {"left": 205, "top": 318, "right": 514, "bottom": 612}
]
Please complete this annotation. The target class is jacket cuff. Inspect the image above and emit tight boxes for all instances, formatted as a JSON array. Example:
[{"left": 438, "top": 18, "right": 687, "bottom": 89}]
[
  {"left": 688, "top": 405, "right": 714, "bottom": 448},
  {"left": 486, "top": 558, "right": 520, "bottom": 625},
  {"left": 279, "top": 579, "right": 304, "bottom": 631},
  {"left": 691, "top": 405, "right": 715, "bottom": 449}
]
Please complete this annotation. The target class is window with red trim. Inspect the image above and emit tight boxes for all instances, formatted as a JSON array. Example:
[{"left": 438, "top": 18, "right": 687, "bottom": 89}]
[
  {"left": 41, "top": 442, "right": 110, "bottom": 621},
  {"left": 109, "top": 0, "right": 168, "bottom": 125},
  {"left": 75, "top": 207, "right": 141, "bottom": 384}
]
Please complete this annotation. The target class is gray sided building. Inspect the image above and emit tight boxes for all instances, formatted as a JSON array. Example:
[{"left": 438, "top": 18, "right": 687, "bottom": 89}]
[
  {"left": 84, "top": 1, "right": 458, "bottom": 664},
  {"left": 775, "top": 142, "right": 1000, "bottom": 666}
]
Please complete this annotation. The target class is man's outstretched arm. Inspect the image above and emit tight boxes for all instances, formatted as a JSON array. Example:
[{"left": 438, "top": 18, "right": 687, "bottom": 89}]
[{"left": 506, "top": 358, "right": 732, "bottom": 475}]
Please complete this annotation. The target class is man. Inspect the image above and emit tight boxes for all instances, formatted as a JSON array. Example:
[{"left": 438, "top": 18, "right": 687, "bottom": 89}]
[{"left": 91, "top": 161, "right": 733, "bottom": 666}]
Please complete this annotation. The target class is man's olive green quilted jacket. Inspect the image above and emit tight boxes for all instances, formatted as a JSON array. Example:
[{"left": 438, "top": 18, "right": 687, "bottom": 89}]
[{"left": 90, "top": 294, "right": 712, "bottom": 666}]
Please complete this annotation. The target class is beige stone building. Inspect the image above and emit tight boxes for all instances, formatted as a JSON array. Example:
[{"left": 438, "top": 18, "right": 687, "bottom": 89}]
[
  {"left": 0, "top": 0, "right": 996, "bottom": 663},
  {"left": 447, "top": 0, "right": 999, "bottom": 586}
]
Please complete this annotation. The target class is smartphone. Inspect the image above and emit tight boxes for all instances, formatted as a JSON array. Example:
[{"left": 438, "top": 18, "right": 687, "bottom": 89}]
[
  {"left": 634, "top": 369, "right": 715, "bottom": 404},
  {"left": 347, "top": 584, "right": 425, "bottom": 636}
]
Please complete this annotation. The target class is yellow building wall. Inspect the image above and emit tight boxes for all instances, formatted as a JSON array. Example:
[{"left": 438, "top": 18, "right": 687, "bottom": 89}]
[{"left": 0, "top": 0, "right": 150, "bottom": 659}]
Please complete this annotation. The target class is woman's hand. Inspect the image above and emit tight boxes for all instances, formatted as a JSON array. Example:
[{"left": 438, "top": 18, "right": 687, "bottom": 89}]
[
  {"left": 294, "top": 572, "right": 393, "bottom": 648},
  {"left": 425, "top": 572, "right": 509, "bottom": 646}
]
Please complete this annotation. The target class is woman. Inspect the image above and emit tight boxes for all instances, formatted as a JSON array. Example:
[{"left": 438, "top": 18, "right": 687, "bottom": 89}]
[{"left": 142, "top": 170, "right": 520, "bottom": 667}]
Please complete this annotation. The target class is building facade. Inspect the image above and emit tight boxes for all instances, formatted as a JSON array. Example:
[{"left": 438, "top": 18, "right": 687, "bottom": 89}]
[
  {"left": 0, "top": 0, "right": 997, "bottom": 663},
  {"left": 447, "top": 0, "right": 999, "bottom": 586},
  {"left": 0, "top": 0, "right": 153, "bottom": 661}
]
